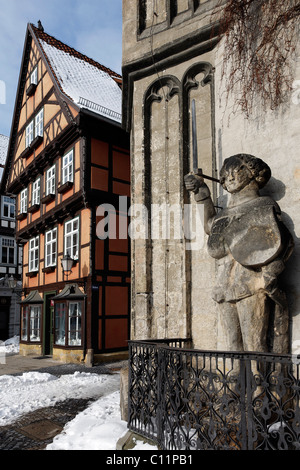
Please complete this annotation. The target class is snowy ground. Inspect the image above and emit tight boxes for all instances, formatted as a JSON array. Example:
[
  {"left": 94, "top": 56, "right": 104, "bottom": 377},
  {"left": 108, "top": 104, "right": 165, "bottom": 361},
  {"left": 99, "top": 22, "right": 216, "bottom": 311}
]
[{"left": 0, "top": 337, "right": 157, "bottom": 451}]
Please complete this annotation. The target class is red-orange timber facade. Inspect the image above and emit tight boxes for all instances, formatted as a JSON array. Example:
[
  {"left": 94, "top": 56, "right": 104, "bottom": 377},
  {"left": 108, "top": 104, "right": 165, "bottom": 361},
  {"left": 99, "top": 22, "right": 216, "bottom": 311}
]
[{"left": 4, "top": 23, "right": 130, "bottom": 363}]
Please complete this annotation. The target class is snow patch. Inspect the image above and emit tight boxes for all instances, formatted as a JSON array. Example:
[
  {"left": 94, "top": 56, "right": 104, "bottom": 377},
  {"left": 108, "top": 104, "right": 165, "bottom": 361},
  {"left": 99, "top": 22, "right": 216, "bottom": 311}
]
[{"left": 0, "top": 367, "right": 157, "bottom": 451}]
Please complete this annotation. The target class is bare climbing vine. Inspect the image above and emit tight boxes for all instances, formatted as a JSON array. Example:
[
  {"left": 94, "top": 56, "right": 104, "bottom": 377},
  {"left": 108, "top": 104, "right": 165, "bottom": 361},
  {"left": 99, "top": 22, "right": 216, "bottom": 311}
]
[{"left": 212, "top": 0, "right": 300, "bottom": 117}]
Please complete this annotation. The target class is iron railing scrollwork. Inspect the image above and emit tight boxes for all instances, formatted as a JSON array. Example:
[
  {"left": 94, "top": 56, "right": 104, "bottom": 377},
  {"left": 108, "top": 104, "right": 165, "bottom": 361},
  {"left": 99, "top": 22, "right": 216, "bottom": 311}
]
[{"left": 128, "top": 340, "right": 300, "bottom": 450}]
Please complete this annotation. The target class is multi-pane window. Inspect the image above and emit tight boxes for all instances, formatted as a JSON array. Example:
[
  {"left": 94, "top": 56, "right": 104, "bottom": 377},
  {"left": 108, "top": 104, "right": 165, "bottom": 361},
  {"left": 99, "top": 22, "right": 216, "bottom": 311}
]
[
  {"left": 68, "top": 303, "right": 82, "bottom": 346},
  {"left": 21, "top": 305, "right": 42, "bottom": 343},
  {"left": 25, "top": 120, "right": 34, "bottom": 147},
  {"left": 65, "top": 217, "right": 79, "bottom": 260},
  {"left": 32, "top": 179, "right": 40, "bottom": 206},
  {"left": 29, "top": 236, "right": 39, "bottom": 272},
  {"left": 68, "top": 302, "right": 81, "bottom": 346},
  {"left": 21, "top": 307, "right": 28, "bottom": 341},
  {"left": 45, "top": 228, "right": 57, "bottom": 268},
  {"left": 30, "top": 66, "right": 38, "bottom": 85},
  {"left": 46, "top": 165, "right": 56, "bottom": 195},
  {"left": 35, "top": 108, "right": 44, "bottom": 138},
  {"left": 30, "top": 306, "right": 41, "bottom": 342},
  {"left": 25, "top": 107, "right": 44, "bottom": 148},
  {"left": 55, "top": 303, "right": 66, "bottom": 346},
  {"left": 54, "top": 301, "right": 82, "bottom": 347},
  {"left": 1, "top": 238, "right": 15, "bottom": 264},
  {"left": 20, "top": 188, "right": 28, "bottom": 214},
  {"left": 62, "top": 149, "right": 74, "bottom": 184},
  {"left": 2, "top": 196, "right": 15, "bottom": 219}
]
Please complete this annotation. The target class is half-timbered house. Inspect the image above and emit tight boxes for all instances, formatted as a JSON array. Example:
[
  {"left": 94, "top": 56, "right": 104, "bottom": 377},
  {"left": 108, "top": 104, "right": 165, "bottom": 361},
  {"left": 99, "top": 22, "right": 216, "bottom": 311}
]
[
  {"left": 0, "top": 134, "right": 21, "bottom": 340},
  {"left": 4, "top": 22, "right": 130, "bottom": 362}
]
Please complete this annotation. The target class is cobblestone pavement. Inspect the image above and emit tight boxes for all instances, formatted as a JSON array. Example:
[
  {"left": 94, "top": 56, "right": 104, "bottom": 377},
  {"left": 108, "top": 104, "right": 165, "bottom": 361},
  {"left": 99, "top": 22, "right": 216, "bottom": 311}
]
[{"left": 0, "top": 360, "right": 127, "bottom": 450}]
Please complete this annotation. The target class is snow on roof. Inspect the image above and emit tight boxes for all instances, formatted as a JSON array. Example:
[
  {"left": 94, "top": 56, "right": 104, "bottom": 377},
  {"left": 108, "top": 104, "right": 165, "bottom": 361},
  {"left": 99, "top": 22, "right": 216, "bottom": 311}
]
[{"left": 39, "top": 39, "right": 122, "bottom": 123}]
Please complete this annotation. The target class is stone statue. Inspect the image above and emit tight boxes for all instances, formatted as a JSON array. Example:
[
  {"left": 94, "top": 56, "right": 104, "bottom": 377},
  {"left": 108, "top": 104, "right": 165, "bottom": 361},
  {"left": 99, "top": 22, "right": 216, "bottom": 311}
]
[{"left": 185, "top": 154, "right": 294, "bottom": 353}]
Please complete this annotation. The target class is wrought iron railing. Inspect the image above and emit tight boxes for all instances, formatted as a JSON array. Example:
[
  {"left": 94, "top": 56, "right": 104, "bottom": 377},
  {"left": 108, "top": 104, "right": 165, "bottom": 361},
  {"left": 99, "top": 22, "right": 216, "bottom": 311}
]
[{"left": 128, "top": 339, "right": 300, "bottom": 450}]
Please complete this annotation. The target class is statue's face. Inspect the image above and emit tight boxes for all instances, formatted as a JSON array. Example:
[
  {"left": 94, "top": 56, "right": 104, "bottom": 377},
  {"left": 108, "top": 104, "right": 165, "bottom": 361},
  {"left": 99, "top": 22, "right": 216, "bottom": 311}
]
[{"left": 222, "top": 158, "right": 253, "bottom": 193}]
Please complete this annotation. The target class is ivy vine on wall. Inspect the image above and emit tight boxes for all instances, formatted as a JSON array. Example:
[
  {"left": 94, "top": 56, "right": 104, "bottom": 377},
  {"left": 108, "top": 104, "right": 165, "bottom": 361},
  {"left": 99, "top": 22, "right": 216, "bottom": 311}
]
[{"left": 212, "top": 0, "right": 300, "bottom": 117}]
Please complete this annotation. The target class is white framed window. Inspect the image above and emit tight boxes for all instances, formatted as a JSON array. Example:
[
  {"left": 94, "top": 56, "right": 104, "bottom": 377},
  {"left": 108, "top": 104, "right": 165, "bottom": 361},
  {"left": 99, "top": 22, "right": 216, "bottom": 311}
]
[
  {"left": 21, "top": 307, "right": 29, "bottom": 341},
  {"left": 32, "top": 179, "right": 40, "bottom": 206},
  {"left": 68, "top": 302, "right": 82, "bottom": 346},
  {"left": 29, "top": 236, "right": 39, "bottom": 272},
  {"left": 25, "top": 120, "right": 34, "bottom": 148},
  {"left": 35, "top": 108, "right": 43, "bottom": 138},
  {"left": 30, "top": 66, "right": 38, "bottom": 85},
  {"left": 46, "top": 165, "right": 56, "bottom": 195},
  {"left": 25, "top": 107, "right": 44, "bottom": 148},
  {"left": 2, "top": 196, "right": 15, "bottom": 219},
  {"left": 62, "top": 149, "right": 74, "bottom": 184},
  {"left": 29, "top": 306, "right": 41, "bottom": 342},
  {"left": 45, "top": 228, "right": 57, "bottom": 268},
  {"left": 64, "top": 217, "right": 79, "bottom": 260},
  {"left": 21, "top": 305, "right": 42, "bottom": 343},
  {"left": 1, "top": 238, "right": 15, "bottom": 265},
  {"left": 54, "top": 300, "right": 83, "bottom": 347},
  {"left": 20, "top": 188, "right": 28, "bottom": 214}
]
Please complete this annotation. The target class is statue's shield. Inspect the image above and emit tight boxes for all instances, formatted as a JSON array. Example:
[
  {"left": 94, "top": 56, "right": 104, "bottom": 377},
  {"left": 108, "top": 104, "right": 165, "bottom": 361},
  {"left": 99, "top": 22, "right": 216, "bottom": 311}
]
[{"left": 223, "top": 204, "right": 282, "bottom": 268}]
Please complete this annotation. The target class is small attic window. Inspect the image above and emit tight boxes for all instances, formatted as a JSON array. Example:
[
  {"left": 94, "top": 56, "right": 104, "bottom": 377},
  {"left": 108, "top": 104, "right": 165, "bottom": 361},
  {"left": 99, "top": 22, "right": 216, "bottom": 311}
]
[
  {"left": 26, "top": 66, "right": 38, "bottom": 97},
  {"left": 31, "top": 66, "right": 38, "bottom": 85}
]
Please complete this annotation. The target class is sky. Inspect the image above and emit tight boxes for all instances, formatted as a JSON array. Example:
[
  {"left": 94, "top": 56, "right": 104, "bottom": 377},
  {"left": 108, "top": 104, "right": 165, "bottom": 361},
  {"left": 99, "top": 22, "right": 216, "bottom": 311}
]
[{"left": 0, "top": 0, "right": 123, "bottom": 137}]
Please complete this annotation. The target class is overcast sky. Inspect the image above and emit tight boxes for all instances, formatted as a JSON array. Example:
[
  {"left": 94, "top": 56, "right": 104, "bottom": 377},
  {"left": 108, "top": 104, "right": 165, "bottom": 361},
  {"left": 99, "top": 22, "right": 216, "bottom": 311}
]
[{"left": 0, "top": 0, "right": 123, "bottom": 137}]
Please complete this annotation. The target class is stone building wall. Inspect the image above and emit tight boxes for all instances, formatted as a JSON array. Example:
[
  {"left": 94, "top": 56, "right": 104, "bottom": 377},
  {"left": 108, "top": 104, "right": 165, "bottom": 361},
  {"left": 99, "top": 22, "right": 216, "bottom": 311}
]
[
  {"left": 122, "top": 0, "right": 300, "bottom": 353},
  {"left": 214, "top": 40, "right": 300, "bottom": 351}
]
